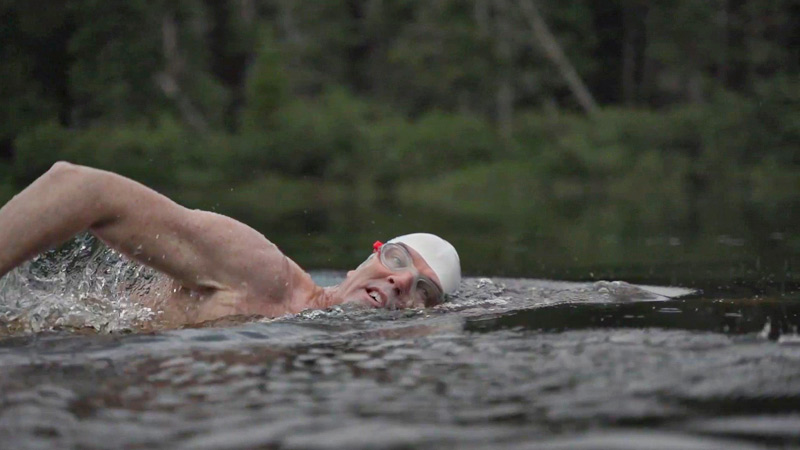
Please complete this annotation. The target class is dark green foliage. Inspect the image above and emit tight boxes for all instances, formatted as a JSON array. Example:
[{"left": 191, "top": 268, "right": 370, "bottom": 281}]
[
  {"left": 67, "top": 1, "right": 165, "bottom": 123},
  {"left": 0, "top": 0, "right": 797, "bottom": 278},
  {"left": 240, "top": 30, "right": 289, "bottom": 131},
  {"left": 13, "top": 118, "right": 189, "bottom": 188},
  {"left": 382, "top": 111, "right": 502, "bottom": 180}
]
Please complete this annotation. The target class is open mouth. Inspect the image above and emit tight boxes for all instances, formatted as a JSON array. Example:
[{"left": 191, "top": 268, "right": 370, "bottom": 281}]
[{"left": 365, "top": 288, "right": 384, "bottom": 308}]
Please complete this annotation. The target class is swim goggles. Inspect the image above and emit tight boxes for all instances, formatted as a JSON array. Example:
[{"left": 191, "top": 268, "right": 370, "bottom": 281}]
[{"left": 373, "top": 241, "right": 444, "bottom": 307}]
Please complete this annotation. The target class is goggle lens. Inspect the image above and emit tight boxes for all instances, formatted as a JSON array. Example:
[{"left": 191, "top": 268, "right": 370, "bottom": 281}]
[{"left": 380, "top": 244, "right": 412, "bottom": 270}]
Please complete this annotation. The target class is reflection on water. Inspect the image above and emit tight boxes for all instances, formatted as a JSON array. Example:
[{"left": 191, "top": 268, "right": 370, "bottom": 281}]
[
  {"left": 0, "top": 273, "right": 799, "bottom": 449},
  {"left": 467, "top": 295, "right": 800, "bottom": 339}
]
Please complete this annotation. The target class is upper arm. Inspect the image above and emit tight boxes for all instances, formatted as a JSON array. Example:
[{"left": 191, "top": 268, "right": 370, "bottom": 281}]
[{"left": 85, "top": 168, "right": 290, "bottom": 295}]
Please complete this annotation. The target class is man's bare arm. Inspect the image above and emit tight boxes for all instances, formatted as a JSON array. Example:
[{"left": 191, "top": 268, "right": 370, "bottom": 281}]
[{"left": 0, "top": 162, "right": 289, "bottom": 294}]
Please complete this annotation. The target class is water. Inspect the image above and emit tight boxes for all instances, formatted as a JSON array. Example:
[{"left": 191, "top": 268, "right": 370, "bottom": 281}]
[
  {"left": 1, "top": 239, "right": 799, "bottom": 449},
  {"left": 0, "top": 234, "right": 162, "bottom": 334}
]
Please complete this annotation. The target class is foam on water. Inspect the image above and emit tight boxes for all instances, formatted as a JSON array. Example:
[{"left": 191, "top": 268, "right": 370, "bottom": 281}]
[{"left": 0, "top": 234, "right": 162, "bottom": 334}]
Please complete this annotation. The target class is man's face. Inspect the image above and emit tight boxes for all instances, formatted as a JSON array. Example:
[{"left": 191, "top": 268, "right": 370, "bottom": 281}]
[{"left": 338, "top": 245, "right": 442, "bottom": 309}]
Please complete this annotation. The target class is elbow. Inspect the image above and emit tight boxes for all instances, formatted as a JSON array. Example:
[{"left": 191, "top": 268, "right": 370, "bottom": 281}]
[
  {"left": 48, "top": 161, "right": 80, "bottom": 175},
  {"left": 41, "top": 161, "right": 96, "bottom": 196},
  {"left": 45, "top": 161, "right": 89, "bottom": 183},
  {"left": 44, "top": 162, "right": 110, "bottom": 227}
]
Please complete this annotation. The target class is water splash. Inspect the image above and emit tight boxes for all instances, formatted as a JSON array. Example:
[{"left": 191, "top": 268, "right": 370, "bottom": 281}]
[{"left": 0, "top": 234, "right": 162, "bottom": 334}]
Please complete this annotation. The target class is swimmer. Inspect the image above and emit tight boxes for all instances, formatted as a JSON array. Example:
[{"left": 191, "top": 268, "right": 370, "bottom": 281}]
[{"left": 0, "top": 162, "right": 460, "bottom": 325}]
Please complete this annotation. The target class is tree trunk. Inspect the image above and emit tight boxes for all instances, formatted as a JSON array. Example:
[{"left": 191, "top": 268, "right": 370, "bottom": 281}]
[
  {"left": 621, "top": 5, "right": 637, "bottom": 106},
  {"left": 716, "top": 0, "right": 730, "bottom": 86},
  {"left": 493, "top": 0, "right": 516, "bottom": 140},
  {"left": 517, "top": 0, "right": 598, "bottom": 116},
  {"left": 497, "top": 78, "right": 514, "bottom": 140},
  {"left": 279, "top": 0, "right": 301, "bottom": 44},
  {"left": 640, "top": 5, "right": 655, "bottom": 104},
  {"left": 474, "top": 0, "right": 490, "bottom": 36},
  {"left": 686, "top": 70, "right": 704, "bottom": 104},
  {"left": 156, "top": 14, "right": 208, "bottom": 133},
  {"left": 238, "top": 0, "right": 255, "bottom": 26}
]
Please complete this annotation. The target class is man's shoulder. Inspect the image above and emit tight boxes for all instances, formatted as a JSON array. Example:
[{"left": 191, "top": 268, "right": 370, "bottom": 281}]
[
  {"left": 235, "top": 251, "right": 319, "bottom": 315},
  {"left": 229, "top": 238, "right": 309, "bottom": 295}
]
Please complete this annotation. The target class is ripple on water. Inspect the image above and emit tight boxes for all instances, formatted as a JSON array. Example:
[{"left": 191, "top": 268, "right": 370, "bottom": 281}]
[
  {"left": 519, "top": 431, "right": 760, "bottom": 450},
  {"left": 280, "top": 422, "right": 525, "bottom": 450},
  {"left": 1, "top": 270, "right": 799, "bottom": 449},
  {"left": 1, "top": 324, "right": 799, "bottom": 449},
  {"left": 686, "top": 415, "right": 800, "bottom": 441}
]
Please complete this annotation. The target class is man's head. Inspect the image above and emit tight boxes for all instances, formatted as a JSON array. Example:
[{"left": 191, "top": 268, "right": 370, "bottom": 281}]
[{"left": 336, "top": 233, "right": 461, "bottom": 309}]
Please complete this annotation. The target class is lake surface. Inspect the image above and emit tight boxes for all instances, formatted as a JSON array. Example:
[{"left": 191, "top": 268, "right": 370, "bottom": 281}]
[{"left": 1, "top": 241, "right": 799, "bottom": 449}]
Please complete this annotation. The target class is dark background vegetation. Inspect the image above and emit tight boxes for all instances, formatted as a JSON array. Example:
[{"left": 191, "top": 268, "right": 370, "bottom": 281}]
[{"left": 1, "top": 0, "right": 798, "bottom": 291}]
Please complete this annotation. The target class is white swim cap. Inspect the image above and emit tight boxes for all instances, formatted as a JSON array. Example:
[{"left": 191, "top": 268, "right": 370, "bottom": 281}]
[{"left": 387, "top": 233, "right": 461, "bottom": 294}]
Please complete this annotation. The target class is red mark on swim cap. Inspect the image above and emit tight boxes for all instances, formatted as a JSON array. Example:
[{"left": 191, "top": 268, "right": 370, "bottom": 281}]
[{"left": 373, "top": 241, "right": 383, "bottom": 253}]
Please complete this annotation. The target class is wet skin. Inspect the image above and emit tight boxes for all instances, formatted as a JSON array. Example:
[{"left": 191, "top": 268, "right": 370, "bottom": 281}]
[
  {"left": 139, "top": 245, "right": 442, "bottom": 327},
  {"left": 0, "top": 162, "right": 443, "bottom": 327}
]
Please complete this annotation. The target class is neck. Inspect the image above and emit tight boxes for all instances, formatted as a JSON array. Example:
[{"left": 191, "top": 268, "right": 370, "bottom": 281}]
[
  {"left": 287, "top": 283, "right": 344, "bottom": 314},
  {"left": 320, "top": 285, "right": 346, "bottom": 309}
]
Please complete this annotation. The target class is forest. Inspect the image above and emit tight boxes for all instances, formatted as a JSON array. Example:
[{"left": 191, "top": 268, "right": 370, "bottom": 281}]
[{"left": 1, "top": 0, "right": 798, "bottom": 284}]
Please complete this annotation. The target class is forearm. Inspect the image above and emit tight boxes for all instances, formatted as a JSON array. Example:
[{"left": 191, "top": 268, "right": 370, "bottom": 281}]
[
  {"left": 0, "top": 162, "right": 106, "bottom": 277},
  {"left": 0, "top": 162, "right": 288, "bottom": 296}
]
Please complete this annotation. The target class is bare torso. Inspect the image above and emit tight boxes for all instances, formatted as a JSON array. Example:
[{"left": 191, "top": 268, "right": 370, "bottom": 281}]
[
  {"left": 134, "top": 278, "right": 245, "bottom": 327},
  {"left": 135, "top": 256, "right": 322, "bottom": 327}
]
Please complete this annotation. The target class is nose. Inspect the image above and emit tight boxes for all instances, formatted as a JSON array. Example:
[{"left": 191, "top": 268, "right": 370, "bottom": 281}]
[{"left": 387, "top": 270, "right": 415, "bottom": 297}]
